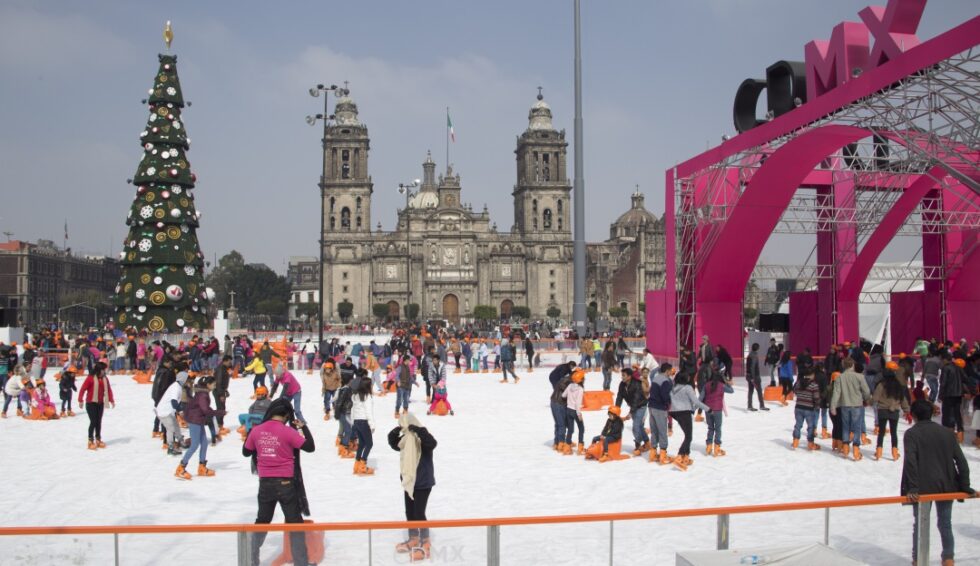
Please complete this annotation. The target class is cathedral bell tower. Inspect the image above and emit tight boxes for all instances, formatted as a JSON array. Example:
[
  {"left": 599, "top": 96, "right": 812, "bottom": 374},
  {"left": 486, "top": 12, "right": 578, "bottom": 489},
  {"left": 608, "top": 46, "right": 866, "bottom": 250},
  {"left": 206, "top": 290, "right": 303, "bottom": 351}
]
[
  {"left": 323, "top": 89, "right": 373, "bottom": 237},
  {"left": 513, "top": 89, "right": 571, "bottom": 238}
]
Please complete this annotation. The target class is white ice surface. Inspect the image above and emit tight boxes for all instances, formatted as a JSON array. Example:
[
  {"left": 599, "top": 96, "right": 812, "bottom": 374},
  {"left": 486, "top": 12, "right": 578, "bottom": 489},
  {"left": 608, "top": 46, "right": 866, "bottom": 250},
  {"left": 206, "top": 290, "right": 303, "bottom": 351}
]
[{"left": 1, "top": 352, "right": 978, "bottom": 566}]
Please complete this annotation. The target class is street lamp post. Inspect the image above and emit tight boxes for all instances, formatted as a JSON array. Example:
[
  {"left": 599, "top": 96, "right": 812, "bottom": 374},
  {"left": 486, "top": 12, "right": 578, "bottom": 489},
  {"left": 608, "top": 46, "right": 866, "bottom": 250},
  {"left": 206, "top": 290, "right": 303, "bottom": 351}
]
[
  {"left": 397, "top": 180, "right": 421, "bottom": 321},
  {"left": 307, "top": 83, "right": 339, "bottom": 351}
]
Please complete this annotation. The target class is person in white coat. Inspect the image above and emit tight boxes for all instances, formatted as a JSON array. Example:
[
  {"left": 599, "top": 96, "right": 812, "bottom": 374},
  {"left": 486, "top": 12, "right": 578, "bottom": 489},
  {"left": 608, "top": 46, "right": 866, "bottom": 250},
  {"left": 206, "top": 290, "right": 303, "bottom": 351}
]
[
  {"left": 156, "top": 372, "right": 188, "bottom": 455},
  {"left": 638, "top": 348, "right": 659, "bottom": 373},
  {"left": 3, "top": 368, "right": 27, "bottom": 417},
  {"left": 351, "top": 372, "right": 376, "bottom": 475}
]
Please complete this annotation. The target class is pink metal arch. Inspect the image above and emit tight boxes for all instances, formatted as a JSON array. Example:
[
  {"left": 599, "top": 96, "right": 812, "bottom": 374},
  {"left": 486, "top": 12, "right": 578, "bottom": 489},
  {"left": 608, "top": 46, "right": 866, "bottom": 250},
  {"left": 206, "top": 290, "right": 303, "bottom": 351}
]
[{"left": 696, "top": 125, "right": 869, "bottom": 302}]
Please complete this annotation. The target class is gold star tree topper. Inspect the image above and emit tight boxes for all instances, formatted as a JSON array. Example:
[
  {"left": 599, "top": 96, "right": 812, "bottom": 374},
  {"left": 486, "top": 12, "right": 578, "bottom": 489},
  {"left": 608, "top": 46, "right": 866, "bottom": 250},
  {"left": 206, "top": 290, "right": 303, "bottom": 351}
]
[{"left": 163, "top": 20, "right": 173, "bottom": 49}]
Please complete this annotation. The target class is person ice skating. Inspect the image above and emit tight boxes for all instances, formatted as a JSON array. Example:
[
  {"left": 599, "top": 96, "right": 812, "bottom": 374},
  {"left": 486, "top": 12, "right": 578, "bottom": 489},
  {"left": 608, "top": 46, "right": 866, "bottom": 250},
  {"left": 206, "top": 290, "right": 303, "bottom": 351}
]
[
  {"left": 350, "top": 375, "right": 377, "bottom": 475},
  {"left": 428, "top": 380, "right": 454, "bottom": 416},
  {"left": 561, "top": 369, "right": 586, "bottom": 455},
  {"left": 923, "top": 350, "right": 942, "bottom": 404},
  {"left": 524, "top": 334, "right": 535, "bottom": 370},
  {"left": 428, "top": 355, "right": 447, "bottom": 400},
  {"left": 243, "top": 355, "right": 268, "bottom": 392},
  {"left": 601, "top": 341, "right": 618, "bottom": 391},
  {"left": 175, "top": 375, "right": 225, "bottom": 480},
  {"left": 699, "top": 363, "right": 733, "bottom": 456},
  {"left": 395, "top": 355, "right": 416, "bottom": 419},
  {"left": 745, "top": 343, "right": 767, "bottom": 411},
  {"left": 78, "top": 362, "right": 114, "bottom": 450},
  {"left": 58, "top": 368, "right": 77, "bottom": 417},
  {"left": 615, "top": 368, "right": 650, "bottom": 455},
  {"left": 157, "top": 371, "right": 188, "bottom": 455},
  {"left": 830, "top": 357, "right": 872, "bottom": 461},
  {"left": 320, "top": 360, "right": 340, "bottom": 420},
  {"left": 765, "top": 339, "right": 780, "bottom": 386},
  {"left": 790, "top": 369, "right": 822, "bottom": 451},
  {"left": 669, "top": 372, "right": 708, "bottom": 471},
  {"left": 213, "top": 356, "right": 232, "bottom": 438},
  {"left": 3, "top": 367, "right": 26, "bottom": 418},
  {"left": 939, "top": 357, "right": 969, "bottom": 443},
  {"left": 589, "top": 405, "right": 625, "bottom": 462},
  {"left": 549, "top": 362, "right": 576, "bottom": 450},
  {"left": 151, "top": 357, "right": 176, "bottom": 439},
  {"left": 902, "top": 399, "right": 976, "bottom": 565},
  {"left": 334, "top": 374, "right": 356, "bottom": 458},
  {"left": 31, "top": 380, "right": 58, "bottom": 419},
  {"left": 872, "top": 364, "right": 911, "bottom": 460},
  {"left": 271, "top": 368, "right": 306, "bottom": 426},
  {"left": 243, "top": 398, "right": 315, "bottom": 566},
  {"left": 239, "top": 386, "right": 271, "bottom": 435},
  {"left": 388, "top": 413, "right": 438, "bottom": 562},
  {"left": 648, "top": 363, "right": 674, "bottom": 464},
  {"left": 777, "top": 350, "right": 795, "bottom": 405},
  {"left": 499, "top": 340, "right": 518, "bottom": 383}
]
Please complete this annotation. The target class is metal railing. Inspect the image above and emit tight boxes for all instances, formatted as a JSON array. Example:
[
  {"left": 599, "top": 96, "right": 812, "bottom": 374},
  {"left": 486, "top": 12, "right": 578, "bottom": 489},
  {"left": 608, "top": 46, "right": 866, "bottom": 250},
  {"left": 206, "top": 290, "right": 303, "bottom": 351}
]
[{"left": 0, "top": 493, "right": 971, "bottom": 565}]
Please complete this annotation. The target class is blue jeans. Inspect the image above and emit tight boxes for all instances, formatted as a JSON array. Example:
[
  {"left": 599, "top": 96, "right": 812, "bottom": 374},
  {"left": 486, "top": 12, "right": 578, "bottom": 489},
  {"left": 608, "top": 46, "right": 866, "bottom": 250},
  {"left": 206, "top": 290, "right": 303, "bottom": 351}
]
[
  {"left": 283, "top": 390, "right": 304, "bottom": 424},
  {"left": 353, "top": 419, "right": 373, "bottom": 461},
  {"left": 253, "top": 372, "right": 266, "bottom": 390},
  {"left": 340, "top": 414, "right": 353, "bottom": 446},
  {"left": 323, "top": 390, "right": 334, "bottom": 413},
  {"left": 238, "top": 413, "right": 263, "bottom": 432},
  {"left": 305, "top": 353, "right": 315, "bottom": 370},
  {"left": 912, "top": 500, "right": 954, "bottom": 560},
  {"left": 579, "top": 354, "right": 592, "bottom": 368},
  {"left": 396, "top": 388, "right": 411, "bottom": 412},
  {"left": 927, "top": 377, "right": 939, "bottom": 403},
  {"left": 501, "top": 361, "right": 517, "bottom": 381},
  {"left": 181, "top": 423, "right": 209, "bottom": 466},
  {"left": 601, "top": 367, "right": 613, "bottom": 390},
  {"left": 705, "top": 410, "right": 724, "bottom": 445},
  {"left": 550, "top": 401, "right": 567, "bottom": 445},
  {"left": 819, "top": 407, "right": 829, "bottom": 429},
  {"left": 840, "top": 406, "right": 863, "bottom": 446},
  {"left": 631, "top": 406, "right": 649, "bottom": 447},
  {"left": 793, "top": 407, "right": 818, "bottom": 441}
]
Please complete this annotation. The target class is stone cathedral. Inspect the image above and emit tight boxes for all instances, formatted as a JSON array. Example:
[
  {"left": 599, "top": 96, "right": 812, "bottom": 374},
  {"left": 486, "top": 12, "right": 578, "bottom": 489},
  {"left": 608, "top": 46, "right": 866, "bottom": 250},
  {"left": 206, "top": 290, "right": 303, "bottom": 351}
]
[{"left": 300, "top": 90, "right": 666, "bottom": 324}]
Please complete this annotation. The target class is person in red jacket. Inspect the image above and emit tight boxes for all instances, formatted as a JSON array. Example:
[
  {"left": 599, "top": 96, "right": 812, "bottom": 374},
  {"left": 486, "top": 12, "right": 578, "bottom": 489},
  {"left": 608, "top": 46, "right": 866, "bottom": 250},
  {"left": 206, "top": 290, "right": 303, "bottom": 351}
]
[{"left": 77, "top": 362, "right": 114, "bottom": 450}]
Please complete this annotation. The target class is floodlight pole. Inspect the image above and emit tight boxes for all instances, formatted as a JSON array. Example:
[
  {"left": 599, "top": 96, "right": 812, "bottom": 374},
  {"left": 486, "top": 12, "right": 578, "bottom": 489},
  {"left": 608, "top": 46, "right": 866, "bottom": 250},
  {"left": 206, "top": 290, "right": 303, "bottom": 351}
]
[{"left": 572, "top": 0, "right": 587, "bottom": 335}]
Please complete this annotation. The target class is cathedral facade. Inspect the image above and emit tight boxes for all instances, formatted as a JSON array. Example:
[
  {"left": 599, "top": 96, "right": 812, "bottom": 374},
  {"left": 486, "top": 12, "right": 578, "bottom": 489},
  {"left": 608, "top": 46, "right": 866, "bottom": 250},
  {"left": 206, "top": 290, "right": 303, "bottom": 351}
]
[{"left": 298, "top": 91, "right": 664, "bottom": 324}]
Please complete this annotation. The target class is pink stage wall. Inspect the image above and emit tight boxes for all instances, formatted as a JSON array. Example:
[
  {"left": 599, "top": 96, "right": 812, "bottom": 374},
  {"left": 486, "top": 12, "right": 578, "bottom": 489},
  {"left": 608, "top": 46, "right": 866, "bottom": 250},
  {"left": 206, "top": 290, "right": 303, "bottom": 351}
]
[
  {"left": 788, "top": 291, "right": 820, "bottom": 354},
  {"left": 890, "top": 291, "right": 925, "bottom": 354},
  {"left": 645, "top": 289, "right": 676, "bottom": 358}
]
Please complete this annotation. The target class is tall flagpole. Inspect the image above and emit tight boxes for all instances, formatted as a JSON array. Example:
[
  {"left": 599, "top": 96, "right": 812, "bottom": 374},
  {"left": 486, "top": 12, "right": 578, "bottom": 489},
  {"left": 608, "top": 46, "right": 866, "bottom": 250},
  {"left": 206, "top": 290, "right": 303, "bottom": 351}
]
[
  {"left": 446, "top": 106, "right": 450, "bottom": 171},
  {"left": 572, "top": 0, "right": 587, "bottom": 335}
]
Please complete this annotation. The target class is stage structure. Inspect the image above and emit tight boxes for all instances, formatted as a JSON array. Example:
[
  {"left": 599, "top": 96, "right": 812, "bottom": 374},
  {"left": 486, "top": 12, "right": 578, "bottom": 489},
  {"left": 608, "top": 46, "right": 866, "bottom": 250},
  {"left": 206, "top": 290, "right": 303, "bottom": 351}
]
[{"left": 647, "top": 0, "right": 980, "bottom": 368}]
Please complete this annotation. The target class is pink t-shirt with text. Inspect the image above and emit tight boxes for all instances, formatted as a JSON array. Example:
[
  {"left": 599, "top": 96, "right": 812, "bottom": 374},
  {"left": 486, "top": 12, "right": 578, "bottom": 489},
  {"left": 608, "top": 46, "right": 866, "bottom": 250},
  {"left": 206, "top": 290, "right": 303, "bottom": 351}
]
[{"left": 244, "top": 420, "right": 306, "bottom": 478}]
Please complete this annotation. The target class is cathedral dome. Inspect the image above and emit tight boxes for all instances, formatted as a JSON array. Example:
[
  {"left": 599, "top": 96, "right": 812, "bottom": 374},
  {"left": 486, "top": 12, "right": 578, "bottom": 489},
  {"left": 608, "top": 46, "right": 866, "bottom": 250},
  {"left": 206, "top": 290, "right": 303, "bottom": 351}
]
[
  {"left": 611, "top": 189, "right": 655, "bottom": 239},
  {"left": 409, "top": 191, "right": 439, "bottom": 209}
]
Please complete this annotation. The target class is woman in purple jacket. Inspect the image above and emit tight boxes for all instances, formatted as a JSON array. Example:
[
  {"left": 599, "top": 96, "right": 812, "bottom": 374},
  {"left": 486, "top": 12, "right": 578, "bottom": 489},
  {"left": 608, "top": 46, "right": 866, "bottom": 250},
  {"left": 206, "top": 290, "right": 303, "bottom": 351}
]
[
  {"left": 699, "top": 365, "right": 733, "bottom": 457},
  {"left": 271, "top": 369, "right": 305, "bottom": 426},
  {"left": 176, "top": 376, "right": 225, "bottom": 480}
]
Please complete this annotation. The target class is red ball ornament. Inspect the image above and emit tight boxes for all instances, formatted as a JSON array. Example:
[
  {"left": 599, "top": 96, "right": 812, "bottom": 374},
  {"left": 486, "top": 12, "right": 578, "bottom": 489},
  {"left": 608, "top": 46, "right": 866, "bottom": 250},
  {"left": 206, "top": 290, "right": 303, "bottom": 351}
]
[
  {"left": 190, "top": 173, "right": 197, "bottom": 182},
  {"left": 169, "top": 168, "right": 179, "bottom": 177},
  {"left": 137, "top": 186, "right": 147, "bottom": 194}
]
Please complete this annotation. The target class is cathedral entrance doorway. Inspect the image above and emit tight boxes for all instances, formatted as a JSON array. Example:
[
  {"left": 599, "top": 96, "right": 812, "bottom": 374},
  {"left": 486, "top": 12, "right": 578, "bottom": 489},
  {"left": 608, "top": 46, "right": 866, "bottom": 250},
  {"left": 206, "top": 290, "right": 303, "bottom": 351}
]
[
  {"left": 387, "top": 301, "right": 400, "bottom": 322},
  {"left": 442, "top": 294, "right": 460, "bottom": 324},
  {"left": 500, "top": 299, "right": 514, "bottom": 320}
]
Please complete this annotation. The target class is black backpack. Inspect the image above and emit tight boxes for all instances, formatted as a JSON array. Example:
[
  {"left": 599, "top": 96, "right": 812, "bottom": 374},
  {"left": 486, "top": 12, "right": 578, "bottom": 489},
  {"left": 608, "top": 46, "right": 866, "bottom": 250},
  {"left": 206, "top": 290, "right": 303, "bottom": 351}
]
[{"left": 333, "top": 386, "right": 353, "bottom": 415}]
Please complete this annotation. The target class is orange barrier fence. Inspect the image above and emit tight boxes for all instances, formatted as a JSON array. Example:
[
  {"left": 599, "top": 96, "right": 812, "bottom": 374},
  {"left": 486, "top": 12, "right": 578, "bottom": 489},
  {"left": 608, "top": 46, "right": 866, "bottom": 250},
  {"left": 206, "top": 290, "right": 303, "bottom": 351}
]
[{"left": 0, "top": 493, "right": 972, "bottom": 566}]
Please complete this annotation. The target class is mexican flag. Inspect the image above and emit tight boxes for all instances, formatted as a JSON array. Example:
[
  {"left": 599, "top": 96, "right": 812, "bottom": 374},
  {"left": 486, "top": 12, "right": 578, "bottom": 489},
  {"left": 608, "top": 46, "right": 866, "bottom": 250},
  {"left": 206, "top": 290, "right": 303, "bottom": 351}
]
[{"left": 447, "top": 110, "right": 455, "bottom": 142}]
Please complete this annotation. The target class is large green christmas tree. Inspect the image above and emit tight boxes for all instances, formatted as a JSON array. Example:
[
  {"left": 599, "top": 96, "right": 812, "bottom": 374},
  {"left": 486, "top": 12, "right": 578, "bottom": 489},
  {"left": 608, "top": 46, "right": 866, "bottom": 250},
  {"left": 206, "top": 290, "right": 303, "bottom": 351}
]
[{"left": 112, "top": 52, "right": 210, "bottom": 333}]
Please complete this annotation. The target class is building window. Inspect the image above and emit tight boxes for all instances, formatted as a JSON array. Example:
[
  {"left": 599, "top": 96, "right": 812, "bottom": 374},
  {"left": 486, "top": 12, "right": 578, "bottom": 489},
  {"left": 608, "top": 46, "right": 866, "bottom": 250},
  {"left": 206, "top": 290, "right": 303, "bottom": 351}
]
[
  {"left": 330, "top": 197, "right": 335, "bottom": 213},
  {"left": 356, "top": 216, "right": 362, "bottom": 229},
  {"left": 341, "top": 150, "right": 350, "bottom": 179},
  {"left": 543, "top": 153, "right": 550, "bottom": 181},
  {"left": 533, "top": 218, "right": 538, "bottom": 230},
  {"left": 532, "top": 199, "right": 537, "bottom": 213},
  {"left": 342, "top": 286, "right": 349, "bottom": 293},
  {"left": 331, "top": 148, "right": 337, "bottom": 177},
  {"left": 550, "top": 293, "right": 556, "bottom": 301},
  {"left": 342, "top": 272, "right": 348, "bottom": 280},
  {"left": 356, "top": 196, "right": 362, "bottom": 210},
  {"left": 330, "top": 216, "right": 336, "bottom": 230},
  {"left": 550, "top": 282, "right": 555, "bottom": 289},
  {"left": 542, "top": 209, "right": 552, "bottom": 229},
  {"left": 341, "top": 207, "right": 351, "bottom": 230},
  {"left": 549, "top": 269, "right": 555, "bottom": 276}
]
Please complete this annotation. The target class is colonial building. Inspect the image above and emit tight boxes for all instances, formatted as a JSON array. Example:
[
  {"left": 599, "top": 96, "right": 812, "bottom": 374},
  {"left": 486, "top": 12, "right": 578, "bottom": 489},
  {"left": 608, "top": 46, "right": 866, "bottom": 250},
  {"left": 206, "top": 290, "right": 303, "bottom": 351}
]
[
  {"left": 309, "top": 90, "right": 665, "bottom": 324},
  {"left": 0, "top": 239, "right": 121, "bottom": 327}
]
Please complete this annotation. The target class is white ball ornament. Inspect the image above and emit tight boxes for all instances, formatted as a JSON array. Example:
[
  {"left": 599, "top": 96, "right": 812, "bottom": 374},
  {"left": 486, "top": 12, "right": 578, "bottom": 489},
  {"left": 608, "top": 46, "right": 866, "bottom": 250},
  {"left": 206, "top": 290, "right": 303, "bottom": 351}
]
[
  {"left": 153, "top": 276, "right": 163, "bottom": 285},
  {"left": 176, "top": 318, "right": 185, "bottom": 327},
  {"left": 170, "top": 208, "right": 181, "bottom": 218},
  {"left": 138, "top": 305, "right": 147, "bottom": 313},
  {"left": 165, "top": 285, "right": 184, "bottom": 301}
]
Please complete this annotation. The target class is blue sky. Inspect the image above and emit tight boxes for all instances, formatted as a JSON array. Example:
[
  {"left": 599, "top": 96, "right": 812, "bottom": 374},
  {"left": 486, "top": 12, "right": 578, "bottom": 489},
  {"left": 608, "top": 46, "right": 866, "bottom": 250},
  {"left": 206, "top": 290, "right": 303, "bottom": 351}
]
[{"left": 0, "top": 0, "right": 976, "bottom": 271}]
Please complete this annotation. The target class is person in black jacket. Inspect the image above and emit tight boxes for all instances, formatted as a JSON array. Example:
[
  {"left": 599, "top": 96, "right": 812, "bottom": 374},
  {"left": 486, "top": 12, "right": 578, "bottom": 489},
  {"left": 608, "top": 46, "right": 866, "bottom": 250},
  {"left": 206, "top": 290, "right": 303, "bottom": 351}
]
[
  {"left": 592, "top": 405, "right": 624, "bottom": 462},
  {"left": 715, "top": 345, "right": 733, "bottom": 379},
  {"left": 549, "top": 362, "right": 576, "bottom": 450},
  {"left": 615, "top": 368, "right": 649, "bottom": 454},
  {"left": 765, "top": 339, "right": 780, "bottom": 386},
  {"left": 389, "top": 413, "right": 437, "bottom": 562},
  {"left": 902, "top": 399, "right": 975, "bottom": 564},
  {"left": 151, "top": 357, "right": 176, "bottom": 443},
  {"left": 939, "top": 356, "right": 969, "bottom": 442},
  {"left": 213, "top": 355, "right": 233, "bottom": 434},
  {"left": 745, "top": 343, "right": 767, "bottom": 411}
]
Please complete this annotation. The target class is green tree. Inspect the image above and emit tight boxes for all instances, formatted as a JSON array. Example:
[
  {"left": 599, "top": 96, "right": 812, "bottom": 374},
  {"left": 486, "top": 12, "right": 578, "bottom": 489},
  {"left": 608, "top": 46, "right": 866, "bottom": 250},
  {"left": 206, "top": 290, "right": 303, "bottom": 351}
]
[
  {"left": 743, "top": 306, "right": 759, "bottom": 323},
  {"left": 586, "top": 306, "right": 598, "bottom": 323},
  {"left": 257, "top": 298, "right": 286, "bottom": 317},
  {"left": 638, "top": 302, "right": 645, "bottom": 313},
  {"left": 546, "top": 306, "right": 561, "bottom": 319},
  {"left": 473, "top": 305, "right": 497, "bottom": 321},
  {"left": 609, "top": 306, "right": 628, "bottom": 319},
  {"left": 372, "top": 303, "right": 390, "bottom": 321},
  {"left": 337, "top": 300, "right": 354, "bottom": 322},
  {"left": 511, "top": 306, "right": 531, "bottom": 320},
  {"left": 234, "top": 264, "right": 290, "bottom": 314},
  {"left": 205, "top": 250, "right": 245, "bottom": 308},
  {"left": 404, "top": 303, "right": 420, "bottom": 321},
  {"left": 112, "top": 53, "right": 209, "bottom": 333}
]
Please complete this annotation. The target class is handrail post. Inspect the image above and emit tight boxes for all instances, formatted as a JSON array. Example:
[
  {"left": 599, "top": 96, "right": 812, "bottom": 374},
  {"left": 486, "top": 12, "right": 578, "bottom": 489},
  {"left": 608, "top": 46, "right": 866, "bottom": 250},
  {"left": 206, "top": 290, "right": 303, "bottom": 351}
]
[
  {"left": 114, "top": 533, "right": 119, "bottom": 566},
  {"left": 237, "top": 531, "right": 249, "bottom": 566},
  {"left": 609, "top": 520, "right": 614, "bottom": 566},
  {"left": 716, "top": 514, "right": 730, "bottom": 550},
  {"left": 368, "top": 529, "right": 373, "bottom": 566},
  {"left": 823, "top": 507, "right": 830, "bottom": 546},
  {"left": 915, "top": 502, "right": 930, "bottom": 566},
  {"left": 487, "top": 524, "right": 500, "bottom": 566}
]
